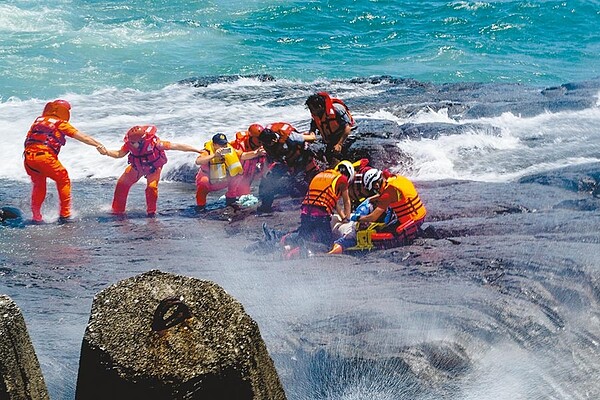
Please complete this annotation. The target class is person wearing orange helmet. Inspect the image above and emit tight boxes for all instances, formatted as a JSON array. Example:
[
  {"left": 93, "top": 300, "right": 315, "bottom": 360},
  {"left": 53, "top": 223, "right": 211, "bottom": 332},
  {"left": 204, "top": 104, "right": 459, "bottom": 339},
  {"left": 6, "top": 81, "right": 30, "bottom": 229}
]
[
  {"left": 228, "top": 124, "right": 267, "bottom": 196},
  {"left": 23, "top": 99, "right": 106, "bottom": 222},
  {"left": 100, "top": 125, "right": 202, "bottom": 217}
]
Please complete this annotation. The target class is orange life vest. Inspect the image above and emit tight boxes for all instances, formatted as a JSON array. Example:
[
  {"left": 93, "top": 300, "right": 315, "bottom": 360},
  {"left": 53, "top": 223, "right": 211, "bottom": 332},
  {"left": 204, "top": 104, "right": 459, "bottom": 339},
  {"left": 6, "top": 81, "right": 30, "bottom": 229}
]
[
  {"left": 24, "top": 116, "right": 67, "bottom": 154},
  {"left": 381, "top": 175, "right": 427, "bottom": 224},
  {"left": 232, "top": 131, "right": 261, "bottom": 152},
  {"left": 265, "top": 122, "right": 296, "bottom": 143},
  {"left": 125, "top": 125, "right": 167, "bottom": 174},
  {"left": 302, "top": 169, "right": 344, "bottom": 214},
  {"left": 311, "top": 92, "right": 355, "bottom": 141}
]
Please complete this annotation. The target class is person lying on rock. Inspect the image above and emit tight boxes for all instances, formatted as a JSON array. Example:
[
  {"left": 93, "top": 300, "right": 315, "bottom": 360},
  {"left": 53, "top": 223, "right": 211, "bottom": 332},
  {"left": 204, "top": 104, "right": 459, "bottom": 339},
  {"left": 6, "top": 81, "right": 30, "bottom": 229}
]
[{"left": 329, "top": 168, "right": 427, "bottom": 254}]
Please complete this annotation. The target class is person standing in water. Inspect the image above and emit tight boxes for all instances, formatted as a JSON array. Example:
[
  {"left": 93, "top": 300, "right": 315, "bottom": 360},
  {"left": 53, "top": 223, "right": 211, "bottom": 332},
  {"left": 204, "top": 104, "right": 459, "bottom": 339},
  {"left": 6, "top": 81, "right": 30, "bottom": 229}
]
[
  {"left": 100, "top": 125, "right": 201, "bottom": 217},
  {"left": 23, "top": 99, "right": 106, "bottom": 223}
]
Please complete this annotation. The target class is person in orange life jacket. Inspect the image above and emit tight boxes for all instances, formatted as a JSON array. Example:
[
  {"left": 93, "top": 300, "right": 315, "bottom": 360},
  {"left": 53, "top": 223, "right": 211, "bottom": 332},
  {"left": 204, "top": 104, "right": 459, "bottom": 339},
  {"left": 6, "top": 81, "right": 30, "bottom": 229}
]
[
  {"left": 305, "top": 92, "right": 356, "bottom": 166},
  {"left": 347, "top": 158, "right": 395, "bottom": 208},
  {"left": 297, "top": 160, "right": 355, "bottom": 247},
  {"left": 100, "top": 125, "right": 202, "bottom": 217},
  {"left": 254, "top": 122, "right": 320, "bottom": 213},
  {"left": 331, "top": 168, "right": 426, "bottom": 252},
  {"left": 342, "top": 168, "right": 427, "bottom": 250},
  {"left": 195, "top": 133, "right": 262, "bottom": 209},
  {"left": 23, "top": 99, "right": 106, "bottom": 222},
  {"left": 228, "top": 124, "right": 268, "bottom": 196}
]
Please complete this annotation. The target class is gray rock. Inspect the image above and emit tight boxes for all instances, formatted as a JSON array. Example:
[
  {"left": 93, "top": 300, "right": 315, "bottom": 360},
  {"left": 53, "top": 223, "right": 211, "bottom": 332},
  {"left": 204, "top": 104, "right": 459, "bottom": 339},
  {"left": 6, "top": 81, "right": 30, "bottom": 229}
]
[
  {"left": 0, "top": 295, "right": 49, "bottom": 400},
  {"left": 75, "top": 270, "right": 286, "bottom": 400}
]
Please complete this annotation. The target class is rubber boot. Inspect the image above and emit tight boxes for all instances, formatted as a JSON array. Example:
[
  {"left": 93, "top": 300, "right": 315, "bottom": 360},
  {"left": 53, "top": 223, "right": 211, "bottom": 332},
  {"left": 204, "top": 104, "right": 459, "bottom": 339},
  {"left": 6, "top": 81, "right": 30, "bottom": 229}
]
[{"left": 328, "top": 243, "right": 343, "bottom": 254}]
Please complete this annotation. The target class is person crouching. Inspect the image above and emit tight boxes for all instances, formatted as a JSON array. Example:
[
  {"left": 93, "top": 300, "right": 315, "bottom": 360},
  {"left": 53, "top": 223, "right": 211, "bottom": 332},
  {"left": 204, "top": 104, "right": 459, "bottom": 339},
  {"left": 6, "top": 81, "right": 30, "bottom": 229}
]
[
  {"left": 100, "top": 125, "right": 202, "bottom": 217},
  {"left": 297, "top": 160, "right": 355, "bottom": 247},
  {"left": 194, "top": 133, "right": 245, "bottom": 210}
]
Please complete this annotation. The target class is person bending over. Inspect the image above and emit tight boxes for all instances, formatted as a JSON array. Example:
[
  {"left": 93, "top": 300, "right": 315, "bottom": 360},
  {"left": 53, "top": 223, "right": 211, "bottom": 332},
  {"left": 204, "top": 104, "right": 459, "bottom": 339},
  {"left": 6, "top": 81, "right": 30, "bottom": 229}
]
[{"left": 100, "top": 125, "right": 201, "bottom": 217}]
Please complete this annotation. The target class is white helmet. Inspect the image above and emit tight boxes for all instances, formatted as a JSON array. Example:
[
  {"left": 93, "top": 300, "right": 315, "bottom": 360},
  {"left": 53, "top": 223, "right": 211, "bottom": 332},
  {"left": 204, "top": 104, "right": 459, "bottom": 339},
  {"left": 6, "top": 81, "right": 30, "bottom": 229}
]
[
  {"left": 363, "top": 168, "right": 382, "bottom": 191},
  {"left": 335, "top": 160, "right": 355, "bottom": 184}
]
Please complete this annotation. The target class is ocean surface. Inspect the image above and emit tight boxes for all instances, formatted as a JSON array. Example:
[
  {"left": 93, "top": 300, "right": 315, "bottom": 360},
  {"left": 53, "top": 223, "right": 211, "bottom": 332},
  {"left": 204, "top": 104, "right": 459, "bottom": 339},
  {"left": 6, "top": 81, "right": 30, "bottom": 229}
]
[{"left": 1, "top": 1, "right": 600, "bottom": 399}]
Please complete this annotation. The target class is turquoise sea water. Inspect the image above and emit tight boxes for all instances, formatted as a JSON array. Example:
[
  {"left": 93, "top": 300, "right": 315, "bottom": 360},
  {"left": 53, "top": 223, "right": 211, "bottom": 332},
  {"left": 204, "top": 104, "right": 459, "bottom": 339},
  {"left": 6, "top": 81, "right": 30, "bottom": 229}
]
[{"left": 2, "top": 0, "right": 600, "bottom": 99}]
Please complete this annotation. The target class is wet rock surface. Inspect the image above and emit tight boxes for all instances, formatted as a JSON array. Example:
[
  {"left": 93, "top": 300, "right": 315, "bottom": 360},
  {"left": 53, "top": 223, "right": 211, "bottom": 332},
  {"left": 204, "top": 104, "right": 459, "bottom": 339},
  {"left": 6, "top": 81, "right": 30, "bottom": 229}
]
[{"left": 216, "top": 162, "right": 600, "bottom": 398}]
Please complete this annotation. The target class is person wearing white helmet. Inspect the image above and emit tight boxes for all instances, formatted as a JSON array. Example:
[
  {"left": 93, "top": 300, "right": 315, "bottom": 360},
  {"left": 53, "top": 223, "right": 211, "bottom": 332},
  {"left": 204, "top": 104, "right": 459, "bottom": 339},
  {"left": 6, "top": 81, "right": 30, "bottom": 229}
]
[
  {"left": 329, "top": 168, "right": 427, "bottom": 254},
  {"left": 297, "top": 160, "right": 355, "bottom": 247}
]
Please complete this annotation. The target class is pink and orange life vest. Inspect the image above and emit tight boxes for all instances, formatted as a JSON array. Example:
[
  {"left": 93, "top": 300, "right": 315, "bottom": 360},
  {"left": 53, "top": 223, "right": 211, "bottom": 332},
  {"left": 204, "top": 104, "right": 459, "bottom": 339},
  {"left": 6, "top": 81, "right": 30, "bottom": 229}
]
[
  {"left": 124, "top": 125, "right": 167, "bottom": 174},
  {"left": 232, "top": 130, "right": 261, "bottom": 152},
  {"left": 24, "top": 116, "right": 67, "bottom": 154}
]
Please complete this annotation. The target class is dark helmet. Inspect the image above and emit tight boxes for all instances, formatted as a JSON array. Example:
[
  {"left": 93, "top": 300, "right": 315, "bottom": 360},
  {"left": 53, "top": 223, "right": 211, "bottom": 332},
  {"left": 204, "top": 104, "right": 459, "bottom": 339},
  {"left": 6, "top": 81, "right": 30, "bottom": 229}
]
[
  {"left": 305, "top": 93, "right": 325, "bottom": 111},
  {"left": 258, "top": 128, "right": 279, "bottom": 146},
  {"left": 42, "top": 99, "right": 71, "bottom": 121}
]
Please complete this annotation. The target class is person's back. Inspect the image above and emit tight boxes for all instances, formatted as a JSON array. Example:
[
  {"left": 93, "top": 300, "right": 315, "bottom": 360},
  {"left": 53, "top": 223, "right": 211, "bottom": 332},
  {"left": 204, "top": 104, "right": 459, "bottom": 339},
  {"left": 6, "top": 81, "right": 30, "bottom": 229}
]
[
  {"left": 298, "top": 161, "right": 354, "bottom": 247},
  {"left": 23, "top": 100, "right": 105, "bottom": 222},
  {"left": 379, "top": 174, "right": 427, "bottom": 225},
  {"left": 256, "top": 123, "right": 320, "bottom": 213}
]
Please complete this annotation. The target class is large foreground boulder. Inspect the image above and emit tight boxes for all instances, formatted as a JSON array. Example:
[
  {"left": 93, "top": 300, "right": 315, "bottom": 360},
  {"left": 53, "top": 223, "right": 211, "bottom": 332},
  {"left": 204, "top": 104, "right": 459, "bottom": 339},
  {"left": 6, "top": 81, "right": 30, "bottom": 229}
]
[
  {"left": 0, "top": 295, "right": 49, "bottom": 400},
  {"left": 75, "top": 270, "right": 286, "bottom": 400}
]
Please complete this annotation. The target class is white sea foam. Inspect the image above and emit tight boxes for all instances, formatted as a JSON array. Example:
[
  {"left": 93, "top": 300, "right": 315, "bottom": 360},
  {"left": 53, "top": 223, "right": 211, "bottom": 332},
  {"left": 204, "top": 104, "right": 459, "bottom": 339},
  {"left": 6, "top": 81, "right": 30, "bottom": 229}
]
[
  {"left": 393, "top": 106, "right": 600, "bottom": 182},
  {"left": 3, "top": 80, "right": 600, "bottom": 183}
]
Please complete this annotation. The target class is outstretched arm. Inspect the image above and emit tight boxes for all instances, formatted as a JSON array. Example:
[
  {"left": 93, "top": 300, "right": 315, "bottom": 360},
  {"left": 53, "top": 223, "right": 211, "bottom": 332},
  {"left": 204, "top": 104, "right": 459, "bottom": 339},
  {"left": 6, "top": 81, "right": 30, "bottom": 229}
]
[
  {"left": 71, "top": 130, "right": 106, "bottom": 154},
  {"left": 240, "top": 147, "right": 266, "bottom": 161},
  {"left": 101, "top": 147, "right": 129, "bottom": 158},
  {"left": 302, "top": 132, "right": 317, "bottom": 142},
  {"left": 168, "top": 142, "right": 202, "bottom": 153},
  {"left": 335, "top": 189, "right": 352, "bottom": 221},
  {"left": 357, "top": 206, "right": 385, "bottom": 224}
]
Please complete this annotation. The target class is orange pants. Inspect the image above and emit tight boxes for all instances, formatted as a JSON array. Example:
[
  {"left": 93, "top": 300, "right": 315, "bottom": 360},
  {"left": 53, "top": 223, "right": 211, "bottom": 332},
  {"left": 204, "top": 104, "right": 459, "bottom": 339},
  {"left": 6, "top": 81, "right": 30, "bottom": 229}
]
[
  {"left": 24, "top": 149, "right": 71, "bottom": 221},
  {"left": 195, "top": 171, "right": 243, "bottom": 206},
  {"left": 112, "top": 165, "right": 161, "bottom": 215}
]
